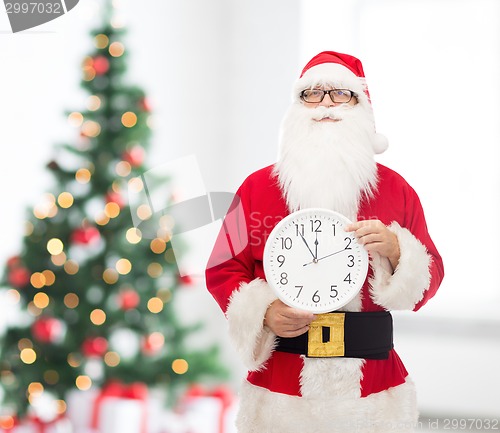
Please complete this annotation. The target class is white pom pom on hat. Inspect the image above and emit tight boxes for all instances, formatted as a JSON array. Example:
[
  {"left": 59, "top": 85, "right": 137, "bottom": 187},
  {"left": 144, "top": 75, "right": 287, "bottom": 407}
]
[
  {"left": 296, "top": 51, "right": 389, "bottom": 155},
  {"left": 371, "top": 132, "right": 390, "bottom": 155}
]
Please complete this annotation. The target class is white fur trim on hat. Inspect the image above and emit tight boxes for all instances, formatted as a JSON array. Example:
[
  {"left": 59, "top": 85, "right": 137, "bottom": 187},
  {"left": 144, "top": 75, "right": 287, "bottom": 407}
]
[
  {"left": 226, "top": 278, "right": 278, "bottom": 371},
  {"left": 369, "top": 222, "right": 432, "bottom": 310},
  {"left": 293, "top": 63, "right": 369, "bottom": 106},
  {"left": 293, "top": 63, "right": 389, "bottom": 155}
]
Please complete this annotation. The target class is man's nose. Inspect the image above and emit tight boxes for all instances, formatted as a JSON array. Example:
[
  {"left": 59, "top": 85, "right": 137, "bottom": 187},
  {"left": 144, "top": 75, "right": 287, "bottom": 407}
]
[{"left": 318, "top": 92, "right": 336, "bottom": 107}]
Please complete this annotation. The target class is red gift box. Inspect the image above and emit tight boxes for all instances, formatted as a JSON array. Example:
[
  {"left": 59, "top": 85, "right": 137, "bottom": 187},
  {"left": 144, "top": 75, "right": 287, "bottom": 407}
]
[
  {"left": 178, "top": 385, "right": 236, "bottom": 433},
  {"left": 91, "top": 380, "right": 148, "bottom": 433}
]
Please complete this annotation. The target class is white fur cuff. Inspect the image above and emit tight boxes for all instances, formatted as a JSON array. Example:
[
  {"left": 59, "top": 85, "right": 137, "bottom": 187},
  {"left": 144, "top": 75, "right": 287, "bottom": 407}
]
[
  {"left": 226, "top": 278, "right": 278, "bottom": 371},
  {"left": 369, "top": 222, "right": 431, "bottom": 310}
]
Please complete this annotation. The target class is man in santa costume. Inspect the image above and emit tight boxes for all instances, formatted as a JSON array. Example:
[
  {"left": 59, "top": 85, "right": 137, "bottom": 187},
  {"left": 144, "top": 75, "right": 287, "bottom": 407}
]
[{"left": 206, "top": 51, "right": 444, "bottom": 432}]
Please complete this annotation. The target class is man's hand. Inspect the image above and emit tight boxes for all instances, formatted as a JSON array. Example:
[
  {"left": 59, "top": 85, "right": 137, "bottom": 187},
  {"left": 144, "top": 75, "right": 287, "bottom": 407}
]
[
  {"left": 345, "top": 220, "right": 400, "bottom": 271},
  {"left": 264, "top": 299, "right": 316, "bottom": 338}
]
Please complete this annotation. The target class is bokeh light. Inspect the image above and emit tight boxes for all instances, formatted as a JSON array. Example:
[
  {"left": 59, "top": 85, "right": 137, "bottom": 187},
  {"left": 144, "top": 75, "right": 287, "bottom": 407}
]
[
  {"left": 75, "top": 375, "right": 92, "bottom": 390},
  {"left": 20, "top": 348, "right": 37, "bottom": 364},
  {"left": 109, "top": 41, "right": 125, "bottom": 57},
  {"left": 147, "top": 297, "right": 163, "bottom": 314},
  {"left": 172, "top": 359, "right": 189, "bottom": 375},
  {"left": 90, "top": 309, "right": 106, "bottom": 326}
]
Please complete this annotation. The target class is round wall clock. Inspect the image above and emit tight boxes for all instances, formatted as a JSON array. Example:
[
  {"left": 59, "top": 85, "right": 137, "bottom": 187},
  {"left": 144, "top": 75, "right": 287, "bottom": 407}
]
[{"left": 263, "top": 208, "right": 369, "bottom": 313}]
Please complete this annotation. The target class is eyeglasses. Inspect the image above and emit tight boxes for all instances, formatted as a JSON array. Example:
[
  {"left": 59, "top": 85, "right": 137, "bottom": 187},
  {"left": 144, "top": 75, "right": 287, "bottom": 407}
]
[{"left": 300, "top": 89, "right": 356, "bottom": 104}]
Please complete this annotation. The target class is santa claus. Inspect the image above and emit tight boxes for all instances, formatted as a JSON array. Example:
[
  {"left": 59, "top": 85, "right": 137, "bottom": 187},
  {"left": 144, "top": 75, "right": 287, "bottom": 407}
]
[{"left": 206, "top": 51, "right": 444, "bottom": 433}]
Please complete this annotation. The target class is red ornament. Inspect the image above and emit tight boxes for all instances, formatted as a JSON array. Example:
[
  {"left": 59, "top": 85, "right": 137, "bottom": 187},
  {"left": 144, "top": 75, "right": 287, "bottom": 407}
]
[
  {"left": 93, "top": 56, "right": 110, "bottom": 75},
  {"left": 122, "top": 145, "right": 145, "bottom": 167},
  {"left": 7, "top": 255, "right": 21, "bottom": 268},
  {"left": 8, "top": 266, "right": 30, "bottom": 288},
  {"left": 118, "top": 289, "right": 140, "bottom": 310},
  {"left": 71, "top": 226, "right": 101, "bottom": 245},
  {"left": 141, "top": 333, "right": 164, "bottom": 356},
  {"left": 106, "top": 191, "right": 124, "bottom": 208},
  {"left": 139, "top": 97, "right": 152, "bottom": 112},
  {"left": 81, "top": 336, "right": 108, "bottom": 357},
  {"left": 31, "top": 317, "right": 64, "bottom": 344}
]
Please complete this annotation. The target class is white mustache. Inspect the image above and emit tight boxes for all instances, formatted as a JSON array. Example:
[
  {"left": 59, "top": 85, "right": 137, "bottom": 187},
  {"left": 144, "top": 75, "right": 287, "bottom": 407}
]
[{"left": 310, "top": 105, "right": 354, "bottom": 121}]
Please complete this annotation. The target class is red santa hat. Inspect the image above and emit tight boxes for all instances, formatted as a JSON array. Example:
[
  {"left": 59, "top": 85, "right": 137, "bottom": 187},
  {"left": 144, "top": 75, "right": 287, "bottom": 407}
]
[{"left": 293, "top": 50, "right": 389, "bottom": 154}]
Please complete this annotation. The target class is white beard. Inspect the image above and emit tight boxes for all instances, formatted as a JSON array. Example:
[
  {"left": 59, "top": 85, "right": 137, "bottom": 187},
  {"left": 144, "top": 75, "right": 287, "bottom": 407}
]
[{"left": 273, "top": 102, "right": 378, "bottom": 221}]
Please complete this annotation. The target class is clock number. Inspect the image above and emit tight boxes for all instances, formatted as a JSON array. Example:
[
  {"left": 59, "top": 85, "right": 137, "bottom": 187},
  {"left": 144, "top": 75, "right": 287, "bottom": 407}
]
[
  {"left": 280, "top": 237, "right": 293, "bottom": 250},
  {"left": 310, "top": 219, "right": 322, "bottom": 232},
  {"left": 295, "top": 285, "right": 303, "bottom": 298},
  {"left": 344, "top": 237, "right": 352, "bottom": 250},
  {"left": 330, "top": 285, "right": 338, "bottom": 298},
  {"left": 312, "top": 290, "right": 320, "bottom": 303},
  {"left": 280, "top": 272, "right": 288, "bottom": 285},
  {"left": 277, "top": 255, "right": 286, "bottom": 267},
  {"left": 347, "top": 255, "right": 354, "bottom": 267},
  {"left": 332, "top": 223, "right": 336, "bottom": 236},
  {"left": 294, "top": 224, "right": 305, "bottom": 237},
  {"left": 344, "top": 273, "right": 352, "bottom": 284}
]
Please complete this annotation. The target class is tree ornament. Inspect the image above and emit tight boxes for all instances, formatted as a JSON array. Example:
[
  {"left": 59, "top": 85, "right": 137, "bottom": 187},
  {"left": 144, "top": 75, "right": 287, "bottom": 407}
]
[
  {"left": 139, "top": 97, "right": 152, "bottom": 112},
  {"left": 109, "top": 328, "right": 140, "bottom": 359},
  {"left": 122, "top": 145, "right": 145, "bottom": 167},
  {"left": 8, "top": 266, "right": 31, "bottom": 288},
  {"left": 92, "top": 55, "right": 110, "bottom": 75},
  {"left": 71, "top": 226, "right": 101, "bottom": 245},
  {"left": 81, "top": 336, "right": 108, "bottom": 358},
  {"left": 105, "top": 190, "right": 124, "bottom": 208},
  {"left": 141, "top": 332, "right": 164, "bottom": 356},
  {"left": 7, "top": 255, "right": 21, "bottom": 268},
  {"left": 84, "top": 357, "right": 104, "bottom": 380},
  {"left": 31, "top": 317, "right": 65, "bottom": 344},
  {"left": 118, "top": 289, "right": 140, "bottom": 310}
]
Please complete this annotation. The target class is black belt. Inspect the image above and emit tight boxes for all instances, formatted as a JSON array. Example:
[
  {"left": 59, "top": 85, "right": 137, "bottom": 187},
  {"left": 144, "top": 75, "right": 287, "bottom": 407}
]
[{"left": 275, "top": 311, "right": 393, "bottom": 359}]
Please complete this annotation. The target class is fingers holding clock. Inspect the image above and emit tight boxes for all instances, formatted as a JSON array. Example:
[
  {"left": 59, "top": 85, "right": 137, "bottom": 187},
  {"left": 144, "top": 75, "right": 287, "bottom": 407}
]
[
  {"left": 264, "top": 299, "right": 316, "bottom": 338},
  {"left": 345, "top": 220, "right": 400, "bottom": 271}
]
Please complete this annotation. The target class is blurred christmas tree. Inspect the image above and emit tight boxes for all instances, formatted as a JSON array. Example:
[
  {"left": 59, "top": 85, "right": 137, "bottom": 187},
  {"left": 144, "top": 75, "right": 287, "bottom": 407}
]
[{"left": 0, "top": 3, "right": 227, "bottom": 421}]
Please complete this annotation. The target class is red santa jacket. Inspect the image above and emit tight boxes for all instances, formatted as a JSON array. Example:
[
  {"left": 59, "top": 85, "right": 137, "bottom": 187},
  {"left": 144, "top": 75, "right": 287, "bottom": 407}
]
[{"left": 206, "top": 163, "right": 444, "bottom": 397}]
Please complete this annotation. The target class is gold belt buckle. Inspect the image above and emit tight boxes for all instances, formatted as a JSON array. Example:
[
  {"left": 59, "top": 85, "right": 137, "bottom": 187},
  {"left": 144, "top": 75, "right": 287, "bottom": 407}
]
[{"left": 307, "top": 313, "right": 345, "bottom": 357}]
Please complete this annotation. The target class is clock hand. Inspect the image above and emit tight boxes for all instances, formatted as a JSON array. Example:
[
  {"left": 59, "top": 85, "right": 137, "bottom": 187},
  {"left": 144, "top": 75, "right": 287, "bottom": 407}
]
[
  {"left": 316, "top": 248, "right": 348, "bottom": 262},
  {"left": 314, "top": 232, "right": 318, "bottom": 260},
  {"left": 299, "top": 232, "right": 317, "bottom": 261},
  {"left": 303, "top": 246, "right": 348, "bottom": 266}
]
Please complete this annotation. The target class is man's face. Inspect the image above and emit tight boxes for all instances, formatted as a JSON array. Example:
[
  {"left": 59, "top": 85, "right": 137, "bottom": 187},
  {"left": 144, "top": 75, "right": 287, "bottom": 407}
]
[
  {"left": 275, "top": 84, "right": 376, "bottom": 216},
  {"left": 300, "top": 87, "right": 358, "bottom": 123}
]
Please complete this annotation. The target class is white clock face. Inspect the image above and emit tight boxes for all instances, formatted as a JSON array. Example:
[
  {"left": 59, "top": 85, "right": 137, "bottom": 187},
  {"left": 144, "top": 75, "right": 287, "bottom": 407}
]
[{"left": 263, "top": 208, "right": 369, "bottom": 313}]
